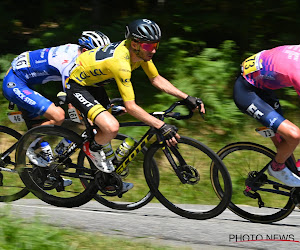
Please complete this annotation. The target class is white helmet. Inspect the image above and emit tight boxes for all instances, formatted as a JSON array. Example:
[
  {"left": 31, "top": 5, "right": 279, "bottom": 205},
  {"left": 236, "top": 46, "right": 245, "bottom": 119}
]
[{"left": 78, "top": 31, "right": 110, "bottom": 49}]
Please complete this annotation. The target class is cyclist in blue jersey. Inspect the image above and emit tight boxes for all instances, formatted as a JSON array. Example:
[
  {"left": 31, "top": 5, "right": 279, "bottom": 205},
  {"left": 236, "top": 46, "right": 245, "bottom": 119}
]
[{"left": 2, "top": 31, "right": 110, "bottom": 187}]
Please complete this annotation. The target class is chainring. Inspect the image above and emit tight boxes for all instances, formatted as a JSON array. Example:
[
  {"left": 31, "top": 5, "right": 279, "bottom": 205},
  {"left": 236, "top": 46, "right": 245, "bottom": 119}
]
[
  {"left": 181, "top": 165, "right": 200, "bottom": 184},
  {"left": 95, "top": 171, "right": 123, "bottom": 196}
]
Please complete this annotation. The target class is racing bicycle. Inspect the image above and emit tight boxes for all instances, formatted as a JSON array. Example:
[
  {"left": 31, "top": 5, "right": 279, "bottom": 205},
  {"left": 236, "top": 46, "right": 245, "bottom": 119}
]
[
  {"left": 15, "top": 95, "right": 232, "bottom": 219},
  {"left": 212, "top": 126, "right": 300, "bottom": 223}
]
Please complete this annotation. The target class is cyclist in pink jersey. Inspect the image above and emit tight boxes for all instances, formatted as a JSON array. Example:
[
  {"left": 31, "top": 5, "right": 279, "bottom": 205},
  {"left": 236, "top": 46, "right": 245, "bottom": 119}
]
[{"left": 234, "top": 45, "right": 300, "bottom": 187}]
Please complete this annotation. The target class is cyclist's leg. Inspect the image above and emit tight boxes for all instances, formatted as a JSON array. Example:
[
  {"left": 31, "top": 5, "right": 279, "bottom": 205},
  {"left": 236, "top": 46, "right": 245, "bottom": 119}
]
[
  {"left": 66, "top": 80, "right": 118, "bottom": 172},
  {"left": 273, "top": 120, "right": 300, "bottom": 164},
  {"left": 40, "top": 103, "right": 65, "bottom": 126},
  {"left": 66, "top": 82, "right": 119, "bottom": 145},
  {"left": 66, "top": 81, "right": 133, "bottom": 190},
  {"left": 234, "top": 76, "right": 300, "bottom": 186},
  {"left": 2, "top": 69, "right": 65, "bottom": 126},
  {"left": 85, "top": 85, "right": 119, "bottom": 145}
]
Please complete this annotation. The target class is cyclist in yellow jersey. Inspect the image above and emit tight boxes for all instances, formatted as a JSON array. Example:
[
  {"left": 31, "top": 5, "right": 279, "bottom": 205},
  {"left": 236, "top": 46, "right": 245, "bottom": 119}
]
[{"left": 66, "top": 19, "right": 205, "bottom": 192}]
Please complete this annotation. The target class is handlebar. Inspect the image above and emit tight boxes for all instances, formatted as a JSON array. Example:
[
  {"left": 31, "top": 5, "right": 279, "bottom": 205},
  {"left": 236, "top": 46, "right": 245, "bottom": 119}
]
[{"left": 110, "top": 98, "right": 204, "bottom": 121}]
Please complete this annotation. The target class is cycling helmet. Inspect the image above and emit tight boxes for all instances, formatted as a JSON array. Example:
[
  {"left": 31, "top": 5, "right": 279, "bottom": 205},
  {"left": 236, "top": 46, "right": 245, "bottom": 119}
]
[
  {"left": 78, "top": 31, "right": 110, "bottom": 49},
  {"left": 125, "top": 19, "right": 161, "bottom": 43}
]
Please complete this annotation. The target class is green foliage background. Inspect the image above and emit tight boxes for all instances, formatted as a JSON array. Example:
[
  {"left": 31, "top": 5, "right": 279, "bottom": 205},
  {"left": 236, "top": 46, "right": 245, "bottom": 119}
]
[{"left": 1, "top": 0, "right": 300, "bottom": 144}]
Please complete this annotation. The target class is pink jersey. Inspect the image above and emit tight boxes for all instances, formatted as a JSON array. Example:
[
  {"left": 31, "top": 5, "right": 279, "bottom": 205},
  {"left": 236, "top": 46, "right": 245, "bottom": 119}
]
[{"left": 243, "top": 45, "right": 300, "bottom": 96}]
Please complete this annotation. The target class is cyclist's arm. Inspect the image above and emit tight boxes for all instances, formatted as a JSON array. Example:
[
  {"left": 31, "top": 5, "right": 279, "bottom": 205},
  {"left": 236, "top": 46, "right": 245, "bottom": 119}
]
[
  {"left": 150, "top": 75, "right": 188, "bottom": 99},
  {"left": 124, "top": 100, "right": 179, "bottom": 146},
  {"left": 124, "top": 100, "right": 164, "bottom": 129},
  {"left": 150, "top": 75, "right": 205, "bottom": 114}
]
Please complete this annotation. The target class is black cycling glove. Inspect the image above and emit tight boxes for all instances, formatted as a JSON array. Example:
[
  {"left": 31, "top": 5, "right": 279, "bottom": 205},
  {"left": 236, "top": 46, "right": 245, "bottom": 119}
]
[
  {"left": 158, "top": 123, "right": 178, "bottom": 141},
  {"left": 184, "top": 95, "right": 203, "bottom": 110}
]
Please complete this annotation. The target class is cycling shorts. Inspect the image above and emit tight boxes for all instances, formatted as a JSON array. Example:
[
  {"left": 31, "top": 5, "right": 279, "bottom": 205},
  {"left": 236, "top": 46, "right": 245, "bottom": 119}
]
[
  {"left": 2, "top": 68, "right": 52, "bottom": 119},
  {"left": 66, "top": 79, "right": 110, "bottom": 122},
  {"left": 233, "top": 75, "right": 285, "bottom": 132}
]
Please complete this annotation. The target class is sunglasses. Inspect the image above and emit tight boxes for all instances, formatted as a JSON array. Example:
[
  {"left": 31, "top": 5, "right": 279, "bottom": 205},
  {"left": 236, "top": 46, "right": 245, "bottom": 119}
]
[{"left": 139, "top": 42, "right": 159, "bottom": 52}]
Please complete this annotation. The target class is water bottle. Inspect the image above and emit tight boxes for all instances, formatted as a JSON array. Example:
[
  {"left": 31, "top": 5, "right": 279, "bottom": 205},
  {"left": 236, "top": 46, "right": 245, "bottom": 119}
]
[
  {"left": 54, "top": 138, "right": 72, "bottom": 155},
  {"left": 40, "top": 141, "right": 53, "bottom": 162},
  {"left": 102, "top": 142, "right": 116, "bottom": 161},
  {"left": 115, "top": 137, "right": 135, "bottom": 162}
]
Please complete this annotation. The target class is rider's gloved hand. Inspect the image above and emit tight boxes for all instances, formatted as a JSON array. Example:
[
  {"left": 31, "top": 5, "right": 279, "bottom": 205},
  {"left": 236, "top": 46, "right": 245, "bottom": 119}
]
[
  {"left": 111, "top": 105, "right": 126, "bottom": 116},
  {"left": 184, "top": 96, "right": 203, "bottom": 110},
  {"left": 158, "top": 123, "right": 179, "bottom": 146}
]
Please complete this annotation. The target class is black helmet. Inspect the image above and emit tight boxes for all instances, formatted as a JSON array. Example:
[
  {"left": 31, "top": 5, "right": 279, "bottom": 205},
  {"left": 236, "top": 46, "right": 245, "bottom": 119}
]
[
  {"left": 125, "top": 19, "right": 161, "bottom": 43},
  {"left": 78, "top": 31, "right": 110, "bottom": 50}
]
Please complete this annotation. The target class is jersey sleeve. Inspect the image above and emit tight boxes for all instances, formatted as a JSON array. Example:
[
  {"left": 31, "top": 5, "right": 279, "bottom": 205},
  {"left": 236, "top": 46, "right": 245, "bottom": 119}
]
[
  {"left": 141, "top": 60, "right": 159, "bottom": 79},
  {"left": 109, "top": 58, "right": 135, "bottom": 102}
]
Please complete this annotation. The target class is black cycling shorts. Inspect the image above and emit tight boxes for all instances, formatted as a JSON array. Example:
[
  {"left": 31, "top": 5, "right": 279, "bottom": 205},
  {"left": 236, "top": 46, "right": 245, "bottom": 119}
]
[
  {"left": 66, "top": 80, "right": 110, "bottom": 122},
  {"left": 233, "top": 75, "right": 285, "bottom": 132}
]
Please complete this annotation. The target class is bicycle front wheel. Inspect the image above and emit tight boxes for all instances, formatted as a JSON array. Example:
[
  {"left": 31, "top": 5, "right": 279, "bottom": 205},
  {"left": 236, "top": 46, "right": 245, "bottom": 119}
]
[
  {"left": 0, "top": 126, "right": 29, "bottom": 201},
  {"left": 144, "top": 136, "right": 232, "bottom": 220},
  {"left": 78, "top": 133, "right": 158, "bottom": 210},
  {"left": 16, "top": 125, "right": 99, "bottom": 207},
  {"left": 213, "top": 142, "right": 295, "bottom": 223}
]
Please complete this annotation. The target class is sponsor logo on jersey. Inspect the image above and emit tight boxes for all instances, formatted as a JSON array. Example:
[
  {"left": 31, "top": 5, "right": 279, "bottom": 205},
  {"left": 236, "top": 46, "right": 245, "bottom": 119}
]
[
  {"left": 269, "top": 117, "right": 278, "bottom": 127},
  {"left": 40, "top": 48, "right": 48, "bottom": 59},
  {"left": 24, "top": 70, "right": 49, "bottom": 79},
  {"left": 23, "top": 90, "right": 32, "bottom": 95},
  {"left": 74, "top": 69, "right": 107, "bottom": 82},
  {"left": 64, "top": 45, "right": 70, "bottom": 53},
  {"left": 35, "top": 59, "right": 47, "bottom": 64},
  {"left": 120, "top": 78, "right": 131, "bottom": 87},
  {"left": 246, "top": 103, "right": 264, "bottom": 119},
  {"left": 62, "top": 60, "right": 69, "bottom": 64},
  {"left": 7, "top": 82, "right": 16, "bottom": 88},
  {"left": 13, "top": 88, "right": 36, "bottom": 105},
  {"left": 274, "top": 102, "right": 280, "bottom": 109},
  {"left": 73, "top": 92, "right": 94, "bottom": 107},
  {"left": 52, "top": 47, "right": 59, "bottom": 58},
  {"left": 120, "top": 68, "right": 130, "bottom": 73}
]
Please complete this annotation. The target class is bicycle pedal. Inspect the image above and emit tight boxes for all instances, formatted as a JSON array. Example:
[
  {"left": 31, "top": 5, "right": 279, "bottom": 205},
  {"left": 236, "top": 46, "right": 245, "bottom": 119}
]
[{"left": 55, "top": 182, "right": 65, "bottom": 192}]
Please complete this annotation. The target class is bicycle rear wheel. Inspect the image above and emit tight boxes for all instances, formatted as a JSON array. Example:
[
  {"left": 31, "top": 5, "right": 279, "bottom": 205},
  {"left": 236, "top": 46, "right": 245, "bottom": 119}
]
[
  {"left": 213, "top": 142, "right": 295, "bottom": 223},
  {"left": 0, "top": 125, "right": 29, "bottom": 201},
  {"left": 144, "top": 136, "right": 232, "bottom": 220},
  {"left": 78, "top": 134, "right": 158, "bottom": 210},
  {"left": 16, "top": 125, "right": 98, "bottom": 207}
]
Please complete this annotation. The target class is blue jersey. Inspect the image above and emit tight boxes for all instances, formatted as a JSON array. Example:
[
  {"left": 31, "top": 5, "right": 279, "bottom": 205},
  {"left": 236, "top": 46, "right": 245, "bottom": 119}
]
[
  {"left": 2, "top": 44, "right": 80, "bottom": 119},
  {"left": 11, "top": 44, "right": 79, "bottom": 90}
]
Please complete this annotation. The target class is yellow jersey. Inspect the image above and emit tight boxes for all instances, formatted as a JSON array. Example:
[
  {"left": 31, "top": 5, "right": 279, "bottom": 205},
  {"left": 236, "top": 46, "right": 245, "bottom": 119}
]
[{"left": 69, "top": 40, "right": 159, "bottom": 102}]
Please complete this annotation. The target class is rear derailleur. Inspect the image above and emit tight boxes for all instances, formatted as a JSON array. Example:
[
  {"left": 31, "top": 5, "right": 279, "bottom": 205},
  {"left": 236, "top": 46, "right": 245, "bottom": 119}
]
[{"left": 243, "top": 171, "right": 268, "bottom": 208}]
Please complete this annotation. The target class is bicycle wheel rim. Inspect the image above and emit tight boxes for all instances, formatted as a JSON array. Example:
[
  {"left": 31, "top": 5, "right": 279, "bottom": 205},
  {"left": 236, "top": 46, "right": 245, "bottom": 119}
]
[
  {"left": 0, "top": 125, "right": 29, "bottom": 202},
  {"left": 214, "top": 142, "right": 295, "bottom": 223},
  {"left": 144, "top": 136, "right": 232, "bottom": 220},
  {"left": 16, "top": 125, "right": 98, "bottom": 207}
]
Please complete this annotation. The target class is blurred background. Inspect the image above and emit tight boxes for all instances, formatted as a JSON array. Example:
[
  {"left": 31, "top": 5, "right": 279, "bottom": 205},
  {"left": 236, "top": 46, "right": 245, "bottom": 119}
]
[{"left": 1, "top": 0, "right": 300, "bottom": 148}]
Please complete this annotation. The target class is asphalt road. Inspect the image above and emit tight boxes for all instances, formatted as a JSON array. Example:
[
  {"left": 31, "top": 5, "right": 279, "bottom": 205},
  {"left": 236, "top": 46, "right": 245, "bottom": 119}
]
[{"left": 2, "top": 199, "right": 300, "bottom": 249}]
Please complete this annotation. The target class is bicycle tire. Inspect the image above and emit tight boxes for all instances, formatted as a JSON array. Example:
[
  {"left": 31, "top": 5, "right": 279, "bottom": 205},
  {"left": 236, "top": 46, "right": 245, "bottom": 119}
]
[
  {"left": 144, "top": 136, "right": 232, "bottom": 220},
  {"left": 16, "top": 125, "right": 99, "bottom": 207},
  {"left": 78, "top": 133, "right": 158, "bottom": 210},
  {"left": 213, "top": 142, "right": 295, "bottom": 223},
  {"left": 0, "top": 125, "right": 29, "bottom": 201}
]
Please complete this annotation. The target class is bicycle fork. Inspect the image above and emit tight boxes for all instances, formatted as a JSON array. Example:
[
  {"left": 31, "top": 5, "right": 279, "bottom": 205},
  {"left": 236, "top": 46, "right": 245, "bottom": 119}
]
[{"left": 158, "top": 136, "right": 199, "bottom": 184}]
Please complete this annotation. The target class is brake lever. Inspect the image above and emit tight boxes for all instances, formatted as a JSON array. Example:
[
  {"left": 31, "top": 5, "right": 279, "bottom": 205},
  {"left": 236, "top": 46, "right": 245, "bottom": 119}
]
[
  {"left": 196, "top": 99, "right": 205, "bottom": 120},
  {"left": 199, "top": 110, "right": 205, "bottom": 120}
]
